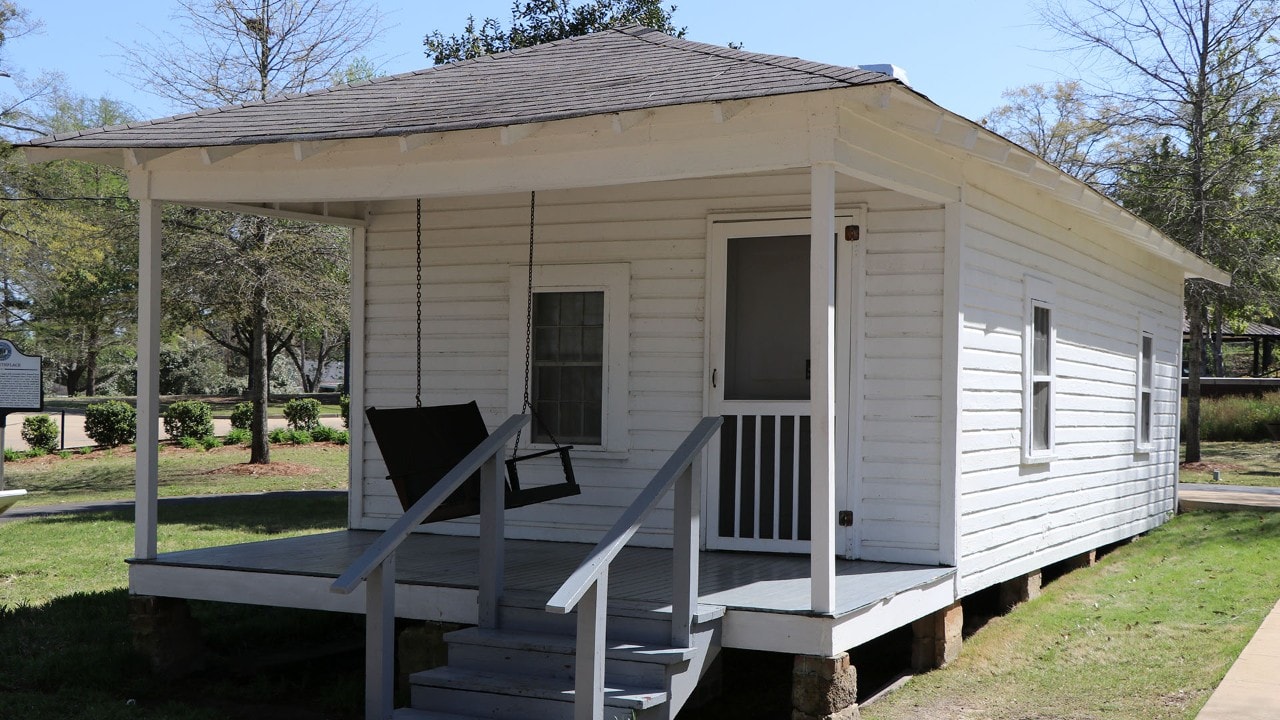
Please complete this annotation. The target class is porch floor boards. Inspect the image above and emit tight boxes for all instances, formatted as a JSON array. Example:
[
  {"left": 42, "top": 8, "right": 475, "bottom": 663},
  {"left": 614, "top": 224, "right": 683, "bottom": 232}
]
[{"left": 134, "top": 530, "right": 954, "bottom": 617}]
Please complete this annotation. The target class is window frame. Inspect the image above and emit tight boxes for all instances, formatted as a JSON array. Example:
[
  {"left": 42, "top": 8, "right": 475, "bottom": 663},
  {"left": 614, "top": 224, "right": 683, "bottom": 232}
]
[
  {"left": 1135, "top": 316, "right": 1156, "bottom": 454},
  {"left": 1022, "top": 275, "right": 1056, "bottom": 464},
  {"left": 508, "top": 263, "right": 630, "bottom": 453}
]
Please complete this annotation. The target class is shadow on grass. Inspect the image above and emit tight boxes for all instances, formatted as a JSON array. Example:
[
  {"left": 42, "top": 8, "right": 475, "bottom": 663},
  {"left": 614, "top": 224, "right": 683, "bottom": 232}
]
[
  {"left": 0, "top": 589, "right": 362, "bottom": 719},
  {"left": 26, "top": 495, "right": 347, "bottom": 535}
]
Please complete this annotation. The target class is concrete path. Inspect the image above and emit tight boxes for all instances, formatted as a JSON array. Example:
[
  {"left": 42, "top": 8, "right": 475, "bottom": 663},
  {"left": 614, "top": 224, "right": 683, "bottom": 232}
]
[
  {"left": 1179, "top": 483, "right": 1280, "bottom": 512},
  {"left": 0, "top": 489, "right": 346, "bottom": 524},
  {"left": 1196, "top": 599, "right": 1280, "bottom": 720}
]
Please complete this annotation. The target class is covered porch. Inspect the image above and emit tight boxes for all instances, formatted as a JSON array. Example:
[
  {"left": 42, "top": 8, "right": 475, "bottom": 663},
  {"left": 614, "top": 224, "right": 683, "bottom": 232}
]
[{"left": 129, "top": 529, "right": 956, "bottom": 656}]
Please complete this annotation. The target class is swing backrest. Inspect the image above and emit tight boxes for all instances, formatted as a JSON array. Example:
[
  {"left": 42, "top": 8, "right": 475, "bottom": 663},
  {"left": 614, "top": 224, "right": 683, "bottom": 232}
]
[{"left": 365, "top": 401, "right": 490, "bottom": 523}]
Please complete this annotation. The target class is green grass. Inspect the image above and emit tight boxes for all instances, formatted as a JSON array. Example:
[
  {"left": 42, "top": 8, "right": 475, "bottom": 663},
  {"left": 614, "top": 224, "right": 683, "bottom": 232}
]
[
  {"left": 0, "top": 495, "right": 361, "bottom": 718},
  {"left": 1180, "top": 441, "right": 1280, "bottom": 487},
  {"left": 1182, "top": 392, "right": 1280, "bottom": 442},
  {"left": 2, "top": 444, "right": 349, "bottom": 506},
  {"left": 862, "top": 511, "right": 1280, "bottom": 720}
]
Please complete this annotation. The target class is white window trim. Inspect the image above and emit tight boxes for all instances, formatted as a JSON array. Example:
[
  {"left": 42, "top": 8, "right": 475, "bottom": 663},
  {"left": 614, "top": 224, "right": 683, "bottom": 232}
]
[
  {"left": 1022, "top": 275, "right": 1056, "bottom": 464},
  {"left": 508, "top": 263, "right": 630, "bottom": 454},
  {"left": 1135, "top": 315, "right": 1156, "bottom": 454}
]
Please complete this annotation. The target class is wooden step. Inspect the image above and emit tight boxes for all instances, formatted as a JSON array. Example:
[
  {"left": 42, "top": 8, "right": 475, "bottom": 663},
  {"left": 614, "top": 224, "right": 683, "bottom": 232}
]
[
  {"left": 391, "top": 708, "right": 488, "bottom": 720},
  {"left": 411, "top": 666, "right": 667, "bottom": 720},
  {"left": 496, "top": 590, "right": 725, "bottom": 644},
  {"left": 445, "top": 626, "right": 694, "bottom": 685}
]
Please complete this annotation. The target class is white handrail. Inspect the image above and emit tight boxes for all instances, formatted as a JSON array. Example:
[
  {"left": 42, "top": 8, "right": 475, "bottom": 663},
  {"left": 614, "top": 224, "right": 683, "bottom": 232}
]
[
  {"left": 547, "top": 417, "right": 721, "bottom": 720},
  {"left": 332, "top": 412, "right": 529, "bottom": 720},
  {"left": 330, "top": 413, "right": 529, "bottom": 595},
  {"left": 546, "top": 416, "right": 722, "bottom": 615}
]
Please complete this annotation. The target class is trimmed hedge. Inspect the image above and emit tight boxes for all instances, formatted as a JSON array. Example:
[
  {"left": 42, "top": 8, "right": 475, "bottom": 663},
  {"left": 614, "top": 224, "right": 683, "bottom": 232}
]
[
  {"left": 162, "top": 400, "right": 214, "bottom": 441},
  {"left": 20, "top": 415, "right": 59, "bottom": 453},
  {"left": 84, "top": 401, "right": 136, "bottom": 447}
]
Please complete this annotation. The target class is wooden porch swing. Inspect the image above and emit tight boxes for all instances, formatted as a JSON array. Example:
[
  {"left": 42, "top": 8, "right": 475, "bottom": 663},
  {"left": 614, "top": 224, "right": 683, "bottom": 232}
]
[{"left": 365, "top": 194, "right": 580, "bottom": 523}]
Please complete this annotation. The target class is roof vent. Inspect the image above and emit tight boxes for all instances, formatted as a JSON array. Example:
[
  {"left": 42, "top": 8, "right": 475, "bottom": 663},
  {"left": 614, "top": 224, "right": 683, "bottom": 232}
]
[{"left": 857, "top": 64, "right": 910, "bottom": 86}]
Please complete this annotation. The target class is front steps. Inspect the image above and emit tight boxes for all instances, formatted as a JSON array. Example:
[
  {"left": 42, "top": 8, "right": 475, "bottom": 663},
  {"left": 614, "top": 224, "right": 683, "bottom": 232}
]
[{"left": 403, "top": 595, "right": 724, "bottom": 719}]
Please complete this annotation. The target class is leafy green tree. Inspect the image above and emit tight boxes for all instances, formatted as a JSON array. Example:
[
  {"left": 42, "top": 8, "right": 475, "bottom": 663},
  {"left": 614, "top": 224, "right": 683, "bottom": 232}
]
[
  {"left": 1040, "top": 0, "right": 1280, "bottom": 461},
  {"left": 425, "top": 0, "right": 683, "bottom": 64},
  {"left": 0, "top": 85, "right": 137, "bottom": 395},
  {"left": 125, "top": 0, "right": 376, "bottom": 463}
]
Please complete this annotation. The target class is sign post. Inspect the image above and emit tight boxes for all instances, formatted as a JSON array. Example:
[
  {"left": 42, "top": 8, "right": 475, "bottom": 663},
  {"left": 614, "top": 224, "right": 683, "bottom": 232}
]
[{"left": 0, "top": 338, "right": 43, "bottom": 511}]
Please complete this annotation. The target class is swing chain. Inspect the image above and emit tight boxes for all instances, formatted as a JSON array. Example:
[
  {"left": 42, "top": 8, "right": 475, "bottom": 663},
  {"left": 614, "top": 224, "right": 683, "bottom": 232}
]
[
  {"left": 514, "top": 192, "right": 537, "bottom": 451},
  {"left": 415, "top": 198, "right": 423, "bottom": 408}
]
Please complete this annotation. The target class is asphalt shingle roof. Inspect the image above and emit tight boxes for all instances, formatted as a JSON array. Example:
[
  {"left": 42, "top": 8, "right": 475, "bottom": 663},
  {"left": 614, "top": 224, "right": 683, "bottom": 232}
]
[{"left": 24, "top": 26, "right": 897, "bottom": 150}]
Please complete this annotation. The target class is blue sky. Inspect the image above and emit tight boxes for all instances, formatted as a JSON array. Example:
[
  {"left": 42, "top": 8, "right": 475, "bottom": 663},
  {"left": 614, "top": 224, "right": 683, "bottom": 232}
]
[{"left": 3, "top": 1, "right": 1088, "bottom": 123}]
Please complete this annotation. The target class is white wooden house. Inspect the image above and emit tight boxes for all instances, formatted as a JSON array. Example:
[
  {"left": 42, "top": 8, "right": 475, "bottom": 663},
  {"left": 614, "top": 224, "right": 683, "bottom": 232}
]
[{"left": 22, "top": 27, "right": 1227, "bottom": 720}]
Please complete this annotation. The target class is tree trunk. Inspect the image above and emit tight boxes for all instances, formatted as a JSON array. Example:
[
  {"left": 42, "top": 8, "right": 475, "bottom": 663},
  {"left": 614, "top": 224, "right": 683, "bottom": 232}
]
[
  {"left": 85, "top": 348, "right": 98, "bottom": 396},
  {"left": 1210, "top": 305, "right": 1224, "bottom": 376},
  {"left": 1185, "top": 296, "right": 1206, "bottom": 464},
  {"left": 250, "top": 291, "right": 271, "bottom": 464}
]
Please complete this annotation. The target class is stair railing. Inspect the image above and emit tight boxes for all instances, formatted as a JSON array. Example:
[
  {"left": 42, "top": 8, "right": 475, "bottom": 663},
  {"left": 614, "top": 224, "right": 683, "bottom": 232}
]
[
  {"left": 331, "top": 413, "right": 530, "bottom": 720},
  {"left": 546, "top": 416, "right": 723, "bottom": 720}
]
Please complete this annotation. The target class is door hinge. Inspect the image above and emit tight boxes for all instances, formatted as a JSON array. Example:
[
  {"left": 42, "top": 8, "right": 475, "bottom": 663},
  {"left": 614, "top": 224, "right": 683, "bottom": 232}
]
[
  {"left": 838, "top": 510, "right": 853, "bottom": 527},
  {"left": 844, "top": 224, "right": 860, "bottom": 242}
]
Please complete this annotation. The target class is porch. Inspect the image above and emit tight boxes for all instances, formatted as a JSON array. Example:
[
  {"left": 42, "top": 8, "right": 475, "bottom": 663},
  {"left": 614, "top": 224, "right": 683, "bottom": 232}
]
[{"left": 129, "top": 529, "right": 956, "bottom": 656}]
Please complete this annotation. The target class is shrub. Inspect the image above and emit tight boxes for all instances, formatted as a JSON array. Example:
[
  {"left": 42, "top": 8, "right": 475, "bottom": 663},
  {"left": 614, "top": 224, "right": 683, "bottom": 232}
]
[
  {"left": 230, "top": 401, "right": 254, "bottom": 431},
  {"left": 200, "top": 436, "right": 221, "bottom": 451},
  {"left": 224, "top": 428, "right": 251, "bottom": 446},
  {"left": 162, "top": 400, "right": 214, "bottom": 441},
  {"left": 331, "top": 430, "right": 349, "bottom": 446},
  {"left": 1183, "top": 392, "right": 1280, "bottom": 442},
  {"left": 310, "top": 425, "right": 337, "bottom": 442},
  {"left": 21, "top": 415, "right": 59, "bottom": 453},
  {"left": 283, "top": 398, "right": 322, "bottom": 431},
  {"left": 285, "top": 429, "right": 314, "bottom": 445},
  {"left": 339, "top": 395, "right": 350, "bottom": 428},
  {"left": 268, "top": 427, "right": 288, "bottom": 444},
  {"left": 84, "top": 400, "right": 137, "bottom": 448},
  {"left": 178, "top": 436, "right": 205, "bottom": 450},
  {"left": 3, "top": 448, "right": 19, "bottom": 462}
]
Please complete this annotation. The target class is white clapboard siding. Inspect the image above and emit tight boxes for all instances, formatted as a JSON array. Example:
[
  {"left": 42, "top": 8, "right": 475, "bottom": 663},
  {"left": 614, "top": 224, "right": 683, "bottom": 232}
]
[
  {"left": 855, "top": 203, "right": 947, "bottom": 564},
  {"left": 358, "top": 170, "right": 938, "bottom": 550},
  {"left": 955, "top": 196, "right": 1183, "bottom": 595}
]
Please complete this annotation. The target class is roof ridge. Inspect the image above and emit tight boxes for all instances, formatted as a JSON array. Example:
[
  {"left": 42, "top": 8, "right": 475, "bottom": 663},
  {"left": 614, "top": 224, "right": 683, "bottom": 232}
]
[{"left": 621, "top": 25, "right": 894, "bottom": 87}]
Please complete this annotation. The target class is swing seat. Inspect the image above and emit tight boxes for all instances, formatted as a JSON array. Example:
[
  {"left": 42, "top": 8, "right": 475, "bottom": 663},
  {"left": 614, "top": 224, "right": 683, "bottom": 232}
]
[{"left": 365, "top": 401, "right": 580, "bottom": 523}]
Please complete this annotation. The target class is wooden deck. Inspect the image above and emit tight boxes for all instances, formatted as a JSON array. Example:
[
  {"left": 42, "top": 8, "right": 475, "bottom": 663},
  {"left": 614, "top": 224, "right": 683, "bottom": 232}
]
[{"left": 129, "top": 531, "right": 957, "bottom": 655}]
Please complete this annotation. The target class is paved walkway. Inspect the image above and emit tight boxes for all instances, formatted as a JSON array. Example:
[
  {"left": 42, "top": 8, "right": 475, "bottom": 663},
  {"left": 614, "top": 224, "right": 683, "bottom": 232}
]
[
  {"left": 1179, "top": 482, "right": 1280, "bottom": 512},
  {"left": 1196, "top": 599, "right": 1280, "bottom": 720},
  {"left": 0, "top": 489, "right": 345, "bottom": 524}
]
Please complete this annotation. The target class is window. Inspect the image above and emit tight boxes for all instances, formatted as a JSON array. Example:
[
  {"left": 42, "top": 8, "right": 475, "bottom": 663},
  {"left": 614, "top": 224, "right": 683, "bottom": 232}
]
[
  {"left": 509, "top": 263, "right": 629, "bottom": 452},
  {"left": 1136, "top": 319, "right": 1155, "bottom": 452},
  {"left": 531, "top": 291, "right": 604, "bottom": 444},
  {"left": 1023, "top": 276, "right": 1055, "bottom": 463}
]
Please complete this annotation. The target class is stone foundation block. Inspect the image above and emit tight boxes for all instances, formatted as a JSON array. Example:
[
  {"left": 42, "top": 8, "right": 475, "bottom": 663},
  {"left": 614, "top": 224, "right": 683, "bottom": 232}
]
[
  {"left": 911, "top": 602, "right": 963, "bottom": 671},
  {"left": 999, "top": 570, "right": 1042, "bottom": 612},
  {"left": 1063, "top": 549, "right": 1098, "bottom": 571},
  {"left": 792, "top": 652, "right": 859, "bottom": 720},
  {"left": 128, "top": 595, "right": 204, "bottom": 678}
]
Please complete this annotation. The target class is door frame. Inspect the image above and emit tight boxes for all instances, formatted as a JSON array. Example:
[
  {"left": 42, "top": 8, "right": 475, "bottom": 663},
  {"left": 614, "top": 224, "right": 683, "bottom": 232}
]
[{"left": 702, "top": 209, "right": 863, "bottom": 554}]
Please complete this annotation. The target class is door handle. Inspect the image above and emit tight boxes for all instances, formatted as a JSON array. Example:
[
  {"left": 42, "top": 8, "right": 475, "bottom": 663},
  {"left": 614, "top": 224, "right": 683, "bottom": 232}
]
[{"left": 712, "top": 368, "right": 718, "bottom": 388}]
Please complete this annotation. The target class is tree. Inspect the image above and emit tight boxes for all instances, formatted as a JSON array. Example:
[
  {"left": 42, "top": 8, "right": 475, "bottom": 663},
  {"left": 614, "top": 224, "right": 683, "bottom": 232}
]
[
  {"left": 425, "top": 0, "right": 683, "bottom": 64},
  {"left": 0, "top": 85, "right": 137, "bottom": 395},
  {"left": 982, "top": 80, "right": 1127, "bottom": 187},
  {"left": 126, "top": 0, "right": 376, "bottom": 462},
  {"left": 1040, "top": 0, "right": 1280, "bottom": 462}
]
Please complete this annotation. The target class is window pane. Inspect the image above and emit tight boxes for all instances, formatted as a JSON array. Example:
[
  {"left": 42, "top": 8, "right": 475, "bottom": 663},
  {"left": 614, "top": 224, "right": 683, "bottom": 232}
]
[
  {"left": 1141, "top": 335, "right": 1154, "bottom": 389},
  {"left": 530, "top": 290, "right": 605, "bottom": 445},
  {"left": 1141, "top": 391, "right": 1152, "bottom": 444},
  {"left": 1033, "top": 380, "right": 1051, "bottom": 450},
  {"left": 1033, "top": 306, "right": 1051, "bottom": 375}
]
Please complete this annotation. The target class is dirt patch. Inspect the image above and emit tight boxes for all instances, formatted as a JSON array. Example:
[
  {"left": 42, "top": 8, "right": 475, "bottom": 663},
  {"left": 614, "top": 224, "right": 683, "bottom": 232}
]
[
  {"left": 201, "top": 462, "right": 321, "bottom": 477},
  {"left": 1181, "top": 461, "right": 1249, "bottom": 474}
]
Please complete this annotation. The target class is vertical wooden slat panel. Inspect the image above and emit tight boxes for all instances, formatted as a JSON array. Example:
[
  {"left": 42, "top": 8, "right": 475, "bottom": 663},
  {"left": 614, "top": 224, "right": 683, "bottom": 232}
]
[
  {"left": 739, "top": 415, "right": 757, "bottom": 538},
  {"left": 718, "top": 415, "right": 738, "bottom": 538}
]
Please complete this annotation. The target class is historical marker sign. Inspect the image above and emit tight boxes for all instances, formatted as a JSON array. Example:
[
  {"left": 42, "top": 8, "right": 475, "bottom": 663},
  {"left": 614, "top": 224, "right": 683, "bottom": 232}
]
[{"left": 0, "top": 339, "right": 42, "bottom": 416}]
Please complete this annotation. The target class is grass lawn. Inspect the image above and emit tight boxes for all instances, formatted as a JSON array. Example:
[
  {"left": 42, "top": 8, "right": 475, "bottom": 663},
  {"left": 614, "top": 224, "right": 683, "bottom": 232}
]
[
  {"left": 2, "top": 443, "right": 349, "bottom": 506},
  {"left": 1180, "top": 441, "right": 1280, "bottom": 487},
  {"left": 862, "top": 511, "right": 1280, "bottom": 720},
  {"left": 0, "top": 495, "right": 362, "bottom": 719}
]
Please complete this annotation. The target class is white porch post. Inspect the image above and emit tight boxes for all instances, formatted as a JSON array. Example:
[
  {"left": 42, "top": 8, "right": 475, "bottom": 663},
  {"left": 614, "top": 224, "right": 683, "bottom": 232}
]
[
  {"left": 135, "top": 199, "right": 162, "bottom": 560},
  {"left": 809, "top": 162, "right": 837, "bottom": 613}
]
